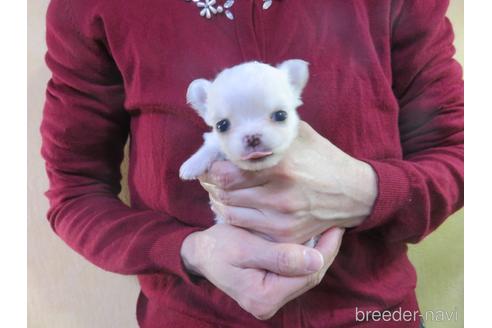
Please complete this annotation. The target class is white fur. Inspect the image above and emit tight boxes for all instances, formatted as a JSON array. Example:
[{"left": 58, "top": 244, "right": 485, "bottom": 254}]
[
  {"left": 179, "top": 133, "right": 224, "bottom": 180},
  {"left": 180, "top": 59, "right": 309, "bottom": 178},
  {"left": 180, "top": 60, "right": 316, "bottom": 246}
]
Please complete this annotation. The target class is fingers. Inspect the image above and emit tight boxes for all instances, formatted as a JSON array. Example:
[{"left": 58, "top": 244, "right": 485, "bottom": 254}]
[
  {"left": 210, "top": 200, "right": 268, "bottom": 228},
  {"left": 201, "top": 172, "right": 303, "bottom": 214},
  {"left": 209, "top": 200, "right": 292, "bottom": 243},
  {"left": 260, "top": 266, "right": 324, "bottom": 315},
  {"left": 211, "top": 186, "right": 269, "bottom": 209},
  {"left": 257, "top": 227, "right": 345, "bottom": 313},
  {"left": 200, "top": 161, "right": 270, "bottom": 190},
  {"left": 210, "top": 200, "right": 283, "bottom": 237},
  {"left": 239, "top": 239, "right": 325, "bottom": 277},
  {"left": 210, "top": 198, "right": 335, "bottom": 244},
  {"left": 232, "top": 227, "right": 345, "bottom": 320},
  {"left": 265, "top": 227, "right": 345, "bottom": 297}
]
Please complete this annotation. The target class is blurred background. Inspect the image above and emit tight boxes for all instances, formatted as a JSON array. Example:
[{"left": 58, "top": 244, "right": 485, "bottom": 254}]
[{"left": 27, "top": 1, "right": 464, "bottom": 327}]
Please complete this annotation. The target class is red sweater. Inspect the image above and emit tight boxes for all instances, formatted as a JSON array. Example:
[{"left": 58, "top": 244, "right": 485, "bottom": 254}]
[{"left": 41, "top": 1, "right": 463, "bottom": 327}]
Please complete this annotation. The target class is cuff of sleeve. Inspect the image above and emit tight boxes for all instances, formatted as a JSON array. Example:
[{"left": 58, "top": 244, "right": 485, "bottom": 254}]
[
  {"left": 349, "top": 159, "right": 412, "bottom": 233},
  {"left": 149, "top": 224, "right": 203, "bottom": 285}
]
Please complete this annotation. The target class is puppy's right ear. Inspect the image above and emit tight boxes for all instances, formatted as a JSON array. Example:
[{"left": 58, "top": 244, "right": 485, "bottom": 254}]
[{"left": 186, "top": 79, "right": 212, "bottom": 119}]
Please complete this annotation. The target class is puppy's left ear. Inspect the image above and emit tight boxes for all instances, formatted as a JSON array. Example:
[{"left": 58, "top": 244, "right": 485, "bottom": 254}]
[
  {"left": 186, "top": 78, "right": 212, "bottom": 120},
  {"left": 277, "top": 59, "right": 309, "bottom": 97}
]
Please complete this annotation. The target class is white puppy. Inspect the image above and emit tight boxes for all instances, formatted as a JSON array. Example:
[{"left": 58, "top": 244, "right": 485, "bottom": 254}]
[
  {"left": 180, "top": 59, "right": 308, "bottom": 178},
  {"left": 179, "top": 59, "right": 316, "bottom": 246}
]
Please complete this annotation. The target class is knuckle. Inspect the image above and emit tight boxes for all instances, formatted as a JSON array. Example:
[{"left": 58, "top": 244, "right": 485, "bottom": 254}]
[
  {"left": 238, "top": 297, "right": 254, "bottom": 313},
  {"left": 250, "top": 302, "right": 276, "bottom": 321},
  {"left": 276, "top": 248, "right": 300, "bottom": 274},
  {"left": 240, "top": 287, "right": 279, "bottom": 320},
  {"left": 214, "top": 171, "right": 233, "bottom": 189},
  {"left": 250, "top": 306, "right": 265, "bottom": 319},
  {"left": 276, "top": 222, "right": 296, "bottom": 239},
  {"left": 216, "top": 189, "right": 230, "bottom": 205},
  {"left": 240, "top": 298, "right": 263, "bottom": 319},
  {"left": 274, "top": 195, "right": 303, "bottom": 214},
  {"left": 222, "top": 208, "right": 234, "bottom": 225},
  {"left": 227, "top": 244, "right": 245, "bottom": 260},
  {"left": 277, "top": 201, "right": 295, "bottom": 214},
  {"left": 255, "top": 310, "right": 275, "bottom": 321},
  {"left": 274, "top": 163, "right": 292, "bottom": 180}
]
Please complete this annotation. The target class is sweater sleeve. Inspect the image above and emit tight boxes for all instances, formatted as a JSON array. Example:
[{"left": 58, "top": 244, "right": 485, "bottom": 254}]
[
  {"left": 40, "top": 0, "right": 201, "bottom": 281},
  {"left": 352, "top": 0, "right": 463, "bottom": 243}
]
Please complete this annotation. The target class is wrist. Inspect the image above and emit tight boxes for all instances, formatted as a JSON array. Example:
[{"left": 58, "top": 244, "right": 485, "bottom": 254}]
[
  {"left": 322, "top": 154, "right": 377, "bottom": 222},
  {"left": 180, "top": 232, "right": 203, "bottom": 277},
  {"left": 346, "top": 159, "right": 378, "bottom": 217},
  {"left": 295, "top": 138, "right": 377, "bottom": 221}
]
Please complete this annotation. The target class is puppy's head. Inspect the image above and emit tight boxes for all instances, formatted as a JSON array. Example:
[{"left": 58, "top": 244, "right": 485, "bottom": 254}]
[{"left": 187, "top": 59, "right": 309, "bottom": 171}]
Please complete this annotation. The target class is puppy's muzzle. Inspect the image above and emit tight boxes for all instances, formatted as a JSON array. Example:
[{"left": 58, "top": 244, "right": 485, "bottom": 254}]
[{"left": 244, "top": 134, "right": 262, "bottom": 148}]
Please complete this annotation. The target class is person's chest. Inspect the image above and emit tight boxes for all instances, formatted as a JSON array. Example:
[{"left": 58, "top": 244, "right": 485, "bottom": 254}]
[
  {"left": 98, "top": 0, "right": 405, "bottom": 223},
  {"left": 103, "top": 0, "right": 400, "bottom": 158},
  {"left": 104, "top": 0, "right": 396, "bottom": 144}
]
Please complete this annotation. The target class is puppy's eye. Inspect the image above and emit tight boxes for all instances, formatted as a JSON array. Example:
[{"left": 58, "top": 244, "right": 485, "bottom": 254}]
[
  {"left": 216, "top": 119, "right": 230, "bottom": 133},
  {"left": 271, "top": 110, "right": 288, "bottom": 122}
]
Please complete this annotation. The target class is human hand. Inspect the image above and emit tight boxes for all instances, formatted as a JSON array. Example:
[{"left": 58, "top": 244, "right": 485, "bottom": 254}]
[
  {"left": 199, "top": 121, "right": 377, "bottom": 244},
  {"left": 180, "top": 224, "right": 344, "bottom": 320}
]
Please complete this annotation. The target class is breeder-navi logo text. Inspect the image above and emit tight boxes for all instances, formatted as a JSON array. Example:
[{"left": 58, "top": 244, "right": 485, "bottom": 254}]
[{"left": 355, "top": 307, "right": 459, "bottom": 323}]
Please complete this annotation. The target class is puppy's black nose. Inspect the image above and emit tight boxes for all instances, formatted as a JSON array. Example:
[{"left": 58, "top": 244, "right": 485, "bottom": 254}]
[{"left": 244, "top": 134, "right": 262, "bottom": 148}]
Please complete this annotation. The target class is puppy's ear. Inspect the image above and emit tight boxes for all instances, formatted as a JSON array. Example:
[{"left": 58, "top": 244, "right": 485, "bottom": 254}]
[
  {"left": 186, "top": 78, "right": 212, "bottom": 119},
  {"left": 277, "top": 59, "right": 309, "bottom": 97}
]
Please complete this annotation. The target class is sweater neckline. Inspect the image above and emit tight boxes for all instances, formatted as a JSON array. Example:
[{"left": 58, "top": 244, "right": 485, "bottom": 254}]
[{"left": 183, "top": 0, "right": 274, "bottom": 20}]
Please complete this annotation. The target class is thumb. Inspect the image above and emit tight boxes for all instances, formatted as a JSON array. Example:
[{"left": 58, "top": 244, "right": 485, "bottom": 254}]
[
  {"left": 242, "top": 240, "right": 325, "bottom": 277},
  {"left": 314, "top": 227, "right": 345, "bottom": 267}
]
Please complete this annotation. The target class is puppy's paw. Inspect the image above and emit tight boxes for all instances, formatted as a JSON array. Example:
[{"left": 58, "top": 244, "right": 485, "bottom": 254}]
[{"left": 179, "top": 157, "right": 208, "bottom": 180}]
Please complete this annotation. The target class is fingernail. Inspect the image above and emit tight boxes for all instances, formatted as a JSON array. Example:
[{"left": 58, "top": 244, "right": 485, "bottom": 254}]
[{"left": 304, "top": 249, "right": 324, "bottom": 272}]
